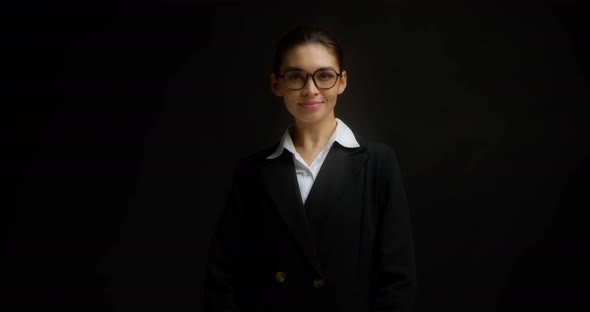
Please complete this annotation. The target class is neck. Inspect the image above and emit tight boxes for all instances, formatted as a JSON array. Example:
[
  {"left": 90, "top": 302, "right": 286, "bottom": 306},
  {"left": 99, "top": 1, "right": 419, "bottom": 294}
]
[{"left": 291, "top": 114, "right": 337, "bottom": 150}]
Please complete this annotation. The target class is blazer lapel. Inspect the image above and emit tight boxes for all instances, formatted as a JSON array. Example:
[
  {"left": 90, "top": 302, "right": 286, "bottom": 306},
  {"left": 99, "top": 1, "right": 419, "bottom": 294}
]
[
  {"left": 259, "top": 151, "right": 323, "bottom": 276},
  {"left": 304, "top": 142, "right": 368, "bottom": 240}
]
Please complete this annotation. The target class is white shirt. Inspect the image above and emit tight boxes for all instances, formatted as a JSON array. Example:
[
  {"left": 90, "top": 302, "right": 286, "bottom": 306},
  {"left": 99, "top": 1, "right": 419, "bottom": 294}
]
[{"left": 266, "top": 118, "right": 360, "bottom": 204}]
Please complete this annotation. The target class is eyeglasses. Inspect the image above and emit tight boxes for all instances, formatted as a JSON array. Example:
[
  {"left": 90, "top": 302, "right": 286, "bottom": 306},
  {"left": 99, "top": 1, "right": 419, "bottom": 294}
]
[{"left": 277, "top": 68, "right": 342, "bottom": 90}]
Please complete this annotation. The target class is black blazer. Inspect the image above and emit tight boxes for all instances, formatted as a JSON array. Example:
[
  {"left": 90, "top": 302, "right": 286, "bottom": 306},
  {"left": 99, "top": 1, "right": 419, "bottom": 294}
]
[{"left": 204, "top": 136, "right": 416, "bottom": 312}]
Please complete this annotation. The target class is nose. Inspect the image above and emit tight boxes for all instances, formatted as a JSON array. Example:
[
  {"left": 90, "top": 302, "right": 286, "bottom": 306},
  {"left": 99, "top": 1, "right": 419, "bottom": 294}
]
[{"left": 301, "top": 74, "right": 319, "bottom": 95}]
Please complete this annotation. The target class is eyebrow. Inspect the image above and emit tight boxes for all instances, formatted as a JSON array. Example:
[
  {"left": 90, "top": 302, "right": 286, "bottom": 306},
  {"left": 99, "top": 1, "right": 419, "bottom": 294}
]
[{"left": 283, "top": 66, "right": 337, "bottom": 72}]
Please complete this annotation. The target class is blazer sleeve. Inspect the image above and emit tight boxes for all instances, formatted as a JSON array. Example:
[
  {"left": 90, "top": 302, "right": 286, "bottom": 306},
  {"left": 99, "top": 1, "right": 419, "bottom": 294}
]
[
  {"left": 373, "top": 145, "right": 417, "bottom": 312},
  {"left": 203, "top": 164, "right": 244, "bottom": 312}
]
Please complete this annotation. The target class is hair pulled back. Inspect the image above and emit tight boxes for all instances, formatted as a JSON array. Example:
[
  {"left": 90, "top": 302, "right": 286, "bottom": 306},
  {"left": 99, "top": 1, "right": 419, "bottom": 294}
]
[{"left": 273, "top": 25, "right": 344, "bottom": 74}]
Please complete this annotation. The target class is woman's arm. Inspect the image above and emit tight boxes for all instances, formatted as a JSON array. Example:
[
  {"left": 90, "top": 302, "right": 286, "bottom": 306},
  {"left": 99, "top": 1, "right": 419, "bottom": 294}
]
[
  {"left": 204, "top": 169, "right": 244, "bottom": 312},
  {"left": 373, "top": 145, "right": 417, "bottom": 312}
]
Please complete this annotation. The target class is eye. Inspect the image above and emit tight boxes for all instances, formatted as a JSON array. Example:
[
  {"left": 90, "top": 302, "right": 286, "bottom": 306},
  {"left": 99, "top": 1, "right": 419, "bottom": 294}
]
[
  {"left": 316, "top": 70, "right": 336, "bottom": 80},
  {"left": 285, "top": 71, "right": 305, "bottom": 81}
]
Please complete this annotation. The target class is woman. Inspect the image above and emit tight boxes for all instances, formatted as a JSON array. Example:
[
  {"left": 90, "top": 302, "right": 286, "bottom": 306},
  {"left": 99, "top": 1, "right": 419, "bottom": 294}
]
[{"left": 204, "top": 25, "right": 416, "bottom": 312}]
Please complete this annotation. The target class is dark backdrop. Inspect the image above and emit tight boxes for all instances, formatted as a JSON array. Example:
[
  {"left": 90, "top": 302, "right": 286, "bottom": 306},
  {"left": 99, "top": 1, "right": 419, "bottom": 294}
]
[{"left": 5, "top": 1, "right": 589, "bottom": 311}]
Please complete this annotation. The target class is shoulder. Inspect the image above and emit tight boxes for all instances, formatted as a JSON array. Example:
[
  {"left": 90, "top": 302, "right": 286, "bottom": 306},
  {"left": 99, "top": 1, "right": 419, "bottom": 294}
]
[
  {"left": 230, "top": 142, "right": 279, "bottom": 177},
  {"left": 356, "top": 135, "right": 399, "bottom": 161},
  {"left": 355, "top": 135, "right": 403, "bottom": 179}
]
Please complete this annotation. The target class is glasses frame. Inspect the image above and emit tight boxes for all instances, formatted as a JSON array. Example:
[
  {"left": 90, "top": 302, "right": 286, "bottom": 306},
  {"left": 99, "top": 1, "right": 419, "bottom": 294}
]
[{"left": 277, "top": 68, "right": 342, "bottom": 90}]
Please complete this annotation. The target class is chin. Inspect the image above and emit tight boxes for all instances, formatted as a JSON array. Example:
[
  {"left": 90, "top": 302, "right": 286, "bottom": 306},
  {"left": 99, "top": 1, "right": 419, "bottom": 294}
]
[
  {"left": 294, "top": 112, "right": 329, "bottom": 124},
  {"left": 286, "top": 104, "right": 334, "bottom": 124}
]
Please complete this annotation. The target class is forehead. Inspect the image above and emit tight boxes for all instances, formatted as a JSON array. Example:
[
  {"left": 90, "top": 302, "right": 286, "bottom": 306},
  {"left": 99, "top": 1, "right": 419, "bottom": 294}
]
[{"left": 281, "top": 43, "right": 339, "bottom": 72}]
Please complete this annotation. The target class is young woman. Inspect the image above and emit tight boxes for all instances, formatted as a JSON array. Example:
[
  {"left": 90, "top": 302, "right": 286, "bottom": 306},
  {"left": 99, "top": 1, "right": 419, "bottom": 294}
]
[{"left": 204, "top": 26, "right": 416, "bottom": 312}]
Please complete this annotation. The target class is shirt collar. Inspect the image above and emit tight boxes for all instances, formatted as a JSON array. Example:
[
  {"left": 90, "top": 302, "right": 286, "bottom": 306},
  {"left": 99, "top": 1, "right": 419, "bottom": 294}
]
[{"left": 266, "top": 118, "right": 360, "bottom": 159}]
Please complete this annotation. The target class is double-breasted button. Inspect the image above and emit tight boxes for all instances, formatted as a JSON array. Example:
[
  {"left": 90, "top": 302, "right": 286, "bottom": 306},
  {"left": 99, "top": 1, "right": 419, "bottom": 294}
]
[
  {"left": 275, "top": 271, "right": 286, "bottom": 283},
  {"left": 313, "top": 278, "right": 324, "bottom": 288}
]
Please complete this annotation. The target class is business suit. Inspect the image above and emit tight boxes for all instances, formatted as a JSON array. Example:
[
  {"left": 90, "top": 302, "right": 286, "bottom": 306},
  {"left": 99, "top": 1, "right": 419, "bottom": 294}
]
[{"left": 204, "top": 135, "right": 416, "bottom": 312}]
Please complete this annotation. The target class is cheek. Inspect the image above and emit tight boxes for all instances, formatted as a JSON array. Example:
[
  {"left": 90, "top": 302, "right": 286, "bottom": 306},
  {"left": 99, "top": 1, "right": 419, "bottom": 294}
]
[
  {"left": 283, "top": 93, "right": 299, "bottom": 104},
  {"left": 281, "top": 96, "right": 297, "bottom": 109},
  {"left": 323, "top": 91, "right": 338, "bottom": 104}
]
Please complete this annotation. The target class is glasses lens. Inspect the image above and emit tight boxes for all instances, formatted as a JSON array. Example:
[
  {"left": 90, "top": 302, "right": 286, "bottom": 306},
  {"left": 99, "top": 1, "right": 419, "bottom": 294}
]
[
  {"left": 283, "top": 71, "right": 306, "bottom": 89},
  {"left": 314, "top": 69, "right": 338, "bottom": 89}
]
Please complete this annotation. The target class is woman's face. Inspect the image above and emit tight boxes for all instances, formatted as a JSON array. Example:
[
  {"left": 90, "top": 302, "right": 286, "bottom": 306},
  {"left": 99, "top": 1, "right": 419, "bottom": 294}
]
[{"left": 270, "top": 43, "right": 347, "bottom": 125}]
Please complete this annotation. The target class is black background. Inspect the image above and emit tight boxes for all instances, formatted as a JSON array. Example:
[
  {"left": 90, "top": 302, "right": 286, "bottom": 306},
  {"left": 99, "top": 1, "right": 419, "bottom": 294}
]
[{"left": 5, "top": 1, "right": 589, "bottom": 311}]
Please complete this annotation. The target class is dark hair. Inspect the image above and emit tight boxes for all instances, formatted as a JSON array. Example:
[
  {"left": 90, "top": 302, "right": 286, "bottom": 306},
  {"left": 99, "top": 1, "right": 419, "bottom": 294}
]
[{"left": 273, "top": 25, "right": 344, "bottom": 74}]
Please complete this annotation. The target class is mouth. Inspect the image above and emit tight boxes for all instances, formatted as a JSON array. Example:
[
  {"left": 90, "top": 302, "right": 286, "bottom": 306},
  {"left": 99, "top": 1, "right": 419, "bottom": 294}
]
[{"left": 298, "top": 101, "right": 322, "bottom": 110}]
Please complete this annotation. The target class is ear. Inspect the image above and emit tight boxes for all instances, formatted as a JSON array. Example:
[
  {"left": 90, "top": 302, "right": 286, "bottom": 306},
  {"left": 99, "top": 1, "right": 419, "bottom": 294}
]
[
  {"left": 337, "top": 70, "right": 347, "bottom": 95},
  {"left": 270, "top": 73, "right": 283, "bottom": 96}
]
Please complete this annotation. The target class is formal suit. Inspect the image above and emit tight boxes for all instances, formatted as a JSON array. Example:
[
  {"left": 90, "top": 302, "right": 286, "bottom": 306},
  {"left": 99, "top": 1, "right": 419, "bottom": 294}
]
[{"left": 204, "top": 135, "right": 416, "bottom": 312}]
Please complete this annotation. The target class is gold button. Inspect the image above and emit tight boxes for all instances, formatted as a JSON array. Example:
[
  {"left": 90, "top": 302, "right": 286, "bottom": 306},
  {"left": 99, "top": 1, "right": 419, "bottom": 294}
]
[
  {"left": 275, "top": 271, "right": 286, "bottom": 283},
  {"left": 313, "top": 279, "right": 324, "bottom": 288}
]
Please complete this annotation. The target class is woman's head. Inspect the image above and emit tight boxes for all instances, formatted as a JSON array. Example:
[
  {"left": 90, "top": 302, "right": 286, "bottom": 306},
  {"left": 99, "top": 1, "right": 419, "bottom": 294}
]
[
  {"left": 272, "top": 26, "right": 344, "bottom": 75},
  {"left": 270, "top": 26, "right": 347, "bottom": 125}
]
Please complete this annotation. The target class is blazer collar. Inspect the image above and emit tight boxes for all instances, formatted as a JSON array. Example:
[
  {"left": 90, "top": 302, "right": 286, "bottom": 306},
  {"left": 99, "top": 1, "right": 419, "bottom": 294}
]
[
  {"left": 260, "top": 151, "right": 322, "bottom": 275},
  {"left": 259, "top": 137, "right": 368, "bottom": 276},
  {"left": 304, "top": 141, "right": 368, "bottom": 241}
]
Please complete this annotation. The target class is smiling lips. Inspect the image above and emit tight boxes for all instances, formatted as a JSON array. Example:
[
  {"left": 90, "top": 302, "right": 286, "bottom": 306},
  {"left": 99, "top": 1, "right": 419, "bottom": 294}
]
[{"left": 299, "top": 100, "right": 322, "bottom": 110}]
